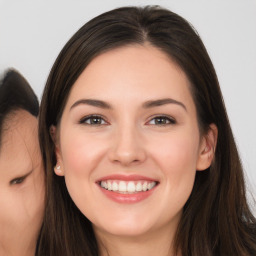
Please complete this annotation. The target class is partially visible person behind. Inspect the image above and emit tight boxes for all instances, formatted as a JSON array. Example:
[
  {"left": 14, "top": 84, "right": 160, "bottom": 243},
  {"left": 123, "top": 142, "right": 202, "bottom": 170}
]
[{"left": 0, "top": 70, "right": 45, "bottom": 256}]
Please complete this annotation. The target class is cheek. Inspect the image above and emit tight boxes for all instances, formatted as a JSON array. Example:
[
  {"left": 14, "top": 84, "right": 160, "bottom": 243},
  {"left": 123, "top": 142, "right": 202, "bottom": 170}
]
[
  {"left": 28, "top": 171, "right": 45, "bottom": 224},
  {"left": 0, "top": 188, "right": 44, "bottom": 244},
  {"left": 60, "top": 131, "right": 111, "bottom": 215},
  {"left": 0, "top": 191, "right": 37, "bottom": 232},
  {"left": 0, "top": 175, "right": 44, "bottom": 229},
  {"left": 0, "top": 194, "right": 23, "bottom": 228},
  {"left": 60, "top": 131, "right": 108, "bottom": 178},
  {"left": 146, "top": 131, "right": 200, "bottom": 219},
  {"left": 149, "top": 129, "right": 200, "bottom": 186}
]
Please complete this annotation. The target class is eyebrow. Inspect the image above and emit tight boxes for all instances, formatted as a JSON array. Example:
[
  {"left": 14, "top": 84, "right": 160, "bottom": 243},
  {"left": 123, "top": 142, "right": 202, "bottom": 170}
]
[
  {"left": 142, "top": 98, "right": 187, "bottom": 111},
  {"left": 70, "top": 99, "right": 112, "bottom": 110},
  {"left": 70, "top": 97, "right": 187, "bottom": 111}
]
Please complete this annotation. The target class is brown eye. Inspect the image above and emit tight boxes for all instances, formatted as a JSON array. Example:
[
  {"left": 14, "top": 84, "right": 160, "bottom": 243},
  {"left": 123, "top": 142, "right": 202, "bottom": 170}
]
[
  {"left": 10, "top": 177, "right": 25, "bottom": 185},
  {"left": 79, "top": 115, "right": 108, "bottom": 125},
  {"left": 9, "top": 170, "right": 32, "bottom": 185}
]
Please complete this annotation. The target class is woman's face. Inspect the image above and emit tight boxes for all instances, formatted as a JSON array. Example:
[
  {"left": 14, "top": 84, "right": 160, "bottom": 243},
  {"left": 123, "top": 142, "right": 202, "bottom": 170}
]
[
  {"left": 56, "top": 45, "right": 214, "bottom": 239},
  {"left": 0, "top": 110, "right": 44, "bottom": 254}
]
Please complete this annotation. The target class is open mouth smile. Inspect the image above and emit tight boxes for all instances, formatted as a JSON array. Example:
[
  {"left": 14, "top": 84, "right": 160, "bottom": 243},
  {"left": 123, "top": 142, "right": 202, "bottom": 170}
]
[
  {"left": 96, "top": 175, "right": 159, "bottom": 203},
  {"left": 99, "top": 180, "right": 157, "bottom": 194}
]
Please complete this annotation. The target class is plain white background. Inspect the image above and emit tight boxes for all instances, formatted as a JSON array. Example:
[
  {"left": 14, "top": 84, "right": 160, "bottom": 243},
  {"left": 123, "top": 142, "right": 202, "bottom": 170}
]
[{"left": 0, "top": 1, "right": 255, "bottom": 199}]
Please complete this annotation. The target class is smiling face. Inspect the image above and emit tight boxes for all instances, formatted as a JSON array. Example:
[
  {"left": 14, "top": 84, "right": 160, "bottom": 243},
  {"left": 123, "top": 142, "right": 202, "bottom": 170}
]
[
  {"left": 55, "top": 45, "right": 215, "bottom": 241},
  {"left": 0, "top": 110, "right": 44, "bottom": 255}
]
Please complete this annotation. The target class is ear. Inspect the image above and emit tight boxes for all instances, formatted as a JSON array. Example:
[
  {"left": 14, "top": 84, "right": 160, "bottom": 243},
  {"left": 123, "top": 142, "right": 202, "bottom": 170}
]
[
  {"left": 196, "top": 124, "right": 218, "bottom": 171},
  {"left": 50, "top": 125, "right": 64, "bottom": 176}
]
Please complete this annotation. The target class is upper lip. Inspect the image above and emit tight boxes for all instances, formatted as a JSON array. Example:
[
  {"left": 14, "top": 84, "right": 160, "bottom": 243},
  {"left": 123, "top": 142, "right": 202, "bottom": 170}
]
[{"left": 96, "top": 174, "right": 159, "bottom": 182}]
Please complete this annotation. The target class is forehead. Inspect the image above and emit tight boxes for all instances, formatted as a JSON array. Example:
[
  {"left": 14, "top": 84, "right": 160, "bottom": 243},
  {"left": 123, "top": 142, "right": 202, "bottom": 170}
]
[
  {"left": 0, "top": 110, "right": 39, "bottom": 172},
  {"left": 67, "top": 44, "right": 193, "bottom": 106}
]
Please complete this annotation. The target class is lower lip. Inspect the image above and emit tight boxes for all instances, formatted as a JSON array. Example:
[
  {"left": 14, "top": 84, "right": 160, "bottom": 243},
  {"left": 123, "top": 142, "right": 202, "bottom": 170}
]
[{"left": 98, "top": 185, "right": 157, "bottom": 204}]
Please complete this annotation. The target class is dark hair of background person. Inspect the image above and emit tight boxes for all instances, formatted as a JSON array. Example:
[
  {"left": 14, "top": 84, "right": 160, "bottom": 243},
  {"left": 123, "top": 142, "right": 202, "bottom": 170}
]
[
  {"left": 37, "top": 6, "right": 256, "bottom": 256},
  {"left": 0, "top": 69, "right": 39, "bottom": 146}
]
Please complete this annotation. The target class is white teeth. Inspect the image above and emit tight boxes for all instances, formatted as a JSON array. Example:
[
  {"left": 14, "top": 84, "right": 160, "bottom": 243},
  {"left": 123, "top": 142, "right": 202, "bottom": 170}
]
[
  {"left": 101, "top": 181, "right": 107, "bottom": 189},
  {"left": 136, "top": 182, "right": 142, "bottom": 192},
  {"left": 100, "top": 180, "right": 157, "bottom": 193},
  {"left": 127, "top": 181, "right": 136, "bottom": 192},
  {"left": 112, "top": 182, "right": 118, "bottom": 191},
  {"left": 148, "top": 182, "right": 154, "bottom": 190},
  {"left": 107, "top": 181, "right": 112, "bottom": 190},
  {"left": 142, "top": 182, "right": 147, "bottom": 191},
  {"left": 119, "top": 181, "right": 127, "bottom": 192}
]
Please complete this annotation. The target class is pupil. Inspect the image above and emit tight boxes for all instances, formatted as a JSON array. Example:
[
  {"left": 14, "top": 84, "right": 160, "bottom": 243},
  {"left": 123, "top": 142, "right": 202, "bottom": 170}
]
[
  {"left": 156, "top": 117, "right": 166, "bottom": 124},
  {"left": 92, "top": 117, "right": 101, "bottom": 124}
]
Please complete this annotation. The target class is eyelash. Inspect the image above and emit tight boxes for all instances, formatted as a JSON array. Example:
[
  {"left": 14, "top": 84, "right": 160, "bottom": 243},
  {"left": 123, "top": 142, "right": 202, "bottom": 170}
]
[
  {"left": 79, "top": 115, "right": 176, "bottom": 126},
  {"left": 146, "top": 115, "right": 176, "bottom": 126},
  {"left": 79, "top": 115, "right": 108, "bottom": 125},
  {"left": 10, "top": 176, "right": 26, "bottom": 185}
]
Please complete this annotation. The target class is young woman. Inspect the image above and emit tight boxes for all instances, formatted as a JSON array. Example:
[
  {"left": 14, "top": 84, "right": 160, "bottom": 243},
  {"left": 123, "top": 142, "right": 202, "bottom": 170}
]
[
  {"left": 0, "top": 69, "right": 45, "bottom": 255},
  {"left": 37, "top": 6, "right": 256, "bottom": 256}
]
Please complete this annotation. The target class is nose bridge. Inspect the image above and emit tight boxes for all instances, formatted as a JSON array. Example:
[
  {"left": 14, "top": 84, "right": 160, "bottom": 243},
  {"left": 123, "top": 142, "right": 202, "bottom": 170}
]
[{"left": 109, "top": 120, "right": 146, "bottom": 165}]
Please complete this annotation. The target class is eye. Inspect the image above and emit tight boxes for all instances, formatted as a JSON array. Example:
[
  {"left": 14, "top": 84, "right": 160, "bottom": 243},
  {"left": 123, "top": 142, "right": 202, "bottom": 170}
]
[
  {"left": 10, "top": 177, "right": 26, "bottom": 185},
  {"left": 147, "top": 115, "right": 176, "bottom": 125},
  {"left": 79, "top": 115, "right": 108, "bottom": 125},
  {"left": 9, "top": 170, "right": 32, "bottom": 186}
]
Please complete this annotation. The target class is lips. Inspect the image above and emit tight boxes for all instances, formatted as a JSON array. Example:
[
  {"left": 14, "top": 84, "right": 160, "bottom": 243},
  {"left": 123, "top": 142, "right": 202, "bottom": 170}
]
[{"left": 96, "top": 175, "right": 159, "bottom": 203}]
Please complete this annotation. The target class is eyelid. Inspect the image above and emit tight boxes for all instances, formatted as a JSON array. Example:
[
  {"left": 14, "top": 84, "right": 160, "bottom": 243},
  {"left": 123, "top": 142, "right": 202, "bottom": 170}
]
[{"left": 9, "top": 170, "right": 33, "bottom": 186}]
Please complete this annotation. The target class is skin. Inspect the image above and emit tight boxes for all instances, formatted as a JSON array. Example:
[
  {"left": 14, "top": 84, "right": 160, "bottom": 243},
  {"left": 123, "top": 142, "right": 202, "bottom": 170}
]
[
  {"left": 54, "top": 44, "right": 217, "bottom": 256},
  {"left": 0, "top": 110, "right": 45, "bottom": 256}
]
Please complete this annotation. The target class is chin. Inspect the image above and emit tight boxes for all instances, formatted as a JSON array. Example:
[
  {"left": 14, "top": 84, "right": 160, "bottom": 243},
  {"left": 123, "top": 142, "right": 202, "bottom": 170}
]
[{"left": 93, "top": 216, "right": 156, "bottom": 238}]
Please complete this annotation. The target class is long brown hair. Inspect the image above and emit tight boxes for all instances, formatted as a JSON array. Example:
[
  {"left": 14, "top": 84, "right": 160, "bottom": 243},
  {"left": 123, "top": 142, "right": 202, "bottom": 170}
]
[{"left": 37, "top": 6, "right": 256, "bottom": 255}]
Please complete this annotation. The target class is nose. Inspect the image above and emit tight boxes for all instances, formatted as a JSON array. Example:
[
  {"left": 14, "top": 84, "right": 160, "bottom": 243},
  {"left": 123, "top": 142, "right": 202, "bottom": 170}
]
[{"left": 108, "top": 124, "right": 147, "bottom": 166}]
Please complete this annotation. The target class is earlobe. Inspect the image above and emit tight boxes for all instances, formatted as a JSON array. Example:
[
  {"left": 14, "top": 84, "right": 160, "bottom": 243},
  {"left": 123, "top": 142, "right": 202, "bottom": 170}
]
[
  {"left": 54, "top": 163, "right": 64, "bottom": 176},
  {"left": 196, "top": 124, "right": 218, "bottom": 171},
  {"left": 54, "top": 150, "right": 65, "bottom": 176},
  {"left": 53, "top": 149, "right": 65, "bottom": 176},
  {"left": 50, "top": 125, "right": 65, "bottom": 176}
]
